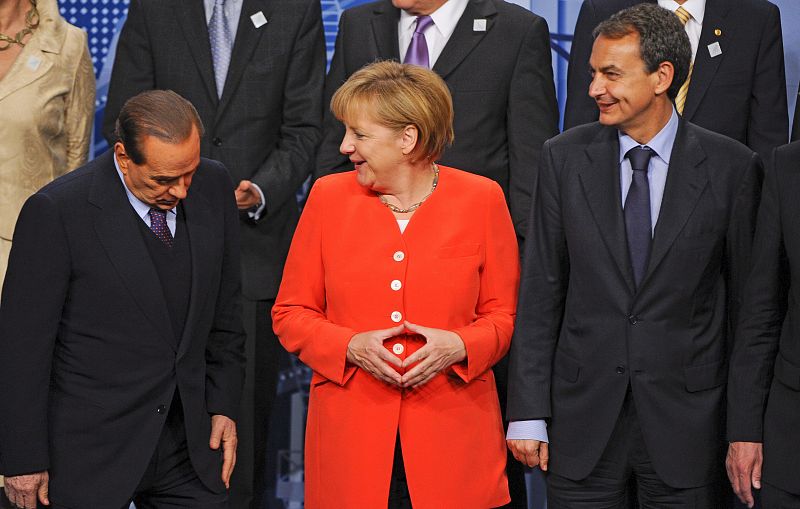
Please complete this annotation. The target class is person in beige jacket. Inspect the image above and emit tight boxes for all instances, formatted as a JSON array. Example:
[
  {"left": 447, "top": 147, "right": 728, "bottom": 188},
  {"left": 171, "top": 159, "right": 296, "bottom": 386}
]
[{"left": 0, "top": 0, "right": 94, "bottom": 288}]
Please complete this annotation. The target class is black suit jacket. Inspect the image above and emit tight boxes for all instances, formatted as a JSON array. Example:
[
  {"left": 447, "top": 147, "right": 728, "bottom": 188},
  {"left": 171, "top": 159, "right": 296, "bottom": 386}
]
[
  {"left": 0, "top": 152, "right": 246, "bottom": 508},
  {"left": 102, "top": 0, "right": 325, "bottom": 300},
  {"left": 315, "top": 0, "right": 559, "bottom": 242},
  {"left": 728, "top": 140, "right": 800, "bottom": 495},
  {"left": 507, "top": 120, "right": 762, "bottom": 488},
  {"left": 563, "top": 0, "right": 787, "bottom": 160},
  {"left": 791, "top": 83, "right": 800, "bottom": 142}
]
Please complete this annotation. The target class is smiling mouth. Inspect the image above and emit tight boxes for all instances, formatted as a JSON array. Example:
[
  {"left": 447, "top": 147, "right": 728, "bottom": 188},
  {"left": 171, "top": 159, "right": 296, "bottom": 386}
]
[
  {"left": 596, "top": 100, "right": 617, "bottom": 112},
  {"left": 351, "top": 159, "right": 366, "bottom": 169}
]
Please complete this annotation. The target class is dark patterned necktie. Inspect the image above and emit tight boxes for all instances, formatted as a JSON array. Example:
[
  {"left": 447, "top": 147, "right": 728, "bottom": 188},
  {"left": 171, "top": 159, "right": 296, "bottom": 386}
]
[
  {"left": 624, "top": 146, "right": 654, "bottom": 288},
  {"left": 403, "top": 16, "right": 434, "bottom": 68},
  {"left": 149, "top": 208, "right": 173, "bottom": 247}
]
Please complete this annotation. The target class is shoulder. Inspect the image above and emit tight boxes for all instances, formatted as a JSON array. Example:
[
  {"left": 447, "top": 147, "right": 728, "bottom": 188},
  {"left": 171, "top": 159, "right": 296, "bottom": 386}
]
[
  {"left": 578, "top": 0, "right": 640, "bottom": 21},
  {"left": 729, "top": 0, "right": 780, "bottom": 17},
  {"left": 192, "top": 158, "right": 235, "bottom": 195},
  {"left": 37, "top": 158, "right": 101, "bottom": 203},
  {"left": 437, "top": 165, "right": 504, "bottom": 200},
  {"left": 340, "top": 0, "right": 386, "bottom": 27},
  {"left": 545, "top": 122, "right": 608, "bottom": 154},
  {"left": 684, "top": 121, "right": 754, "bottom": 159},
  {"left": 310, "top": 171, "right": 359, "bottom": 197},
  {"left": 773, "top": 141, "right": 800, "bottom": 175}
]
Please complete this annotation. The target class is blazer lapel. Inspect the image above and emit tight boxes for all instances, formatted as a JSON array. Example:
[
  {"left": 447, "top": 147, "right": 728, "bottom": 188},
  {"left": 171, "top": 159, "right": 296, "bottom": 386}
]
[
  {"left": 176, "top": 187, "right": 215, "bottom": 360},
  {"left": 432, "top": 0, "right": 496, "bottom": 80},
  {"left": 174, "top": 0, "right": 218, "bottom": 104},
  {"left": 682, "top": 0, "right": 730, "bottom": 120},
  {"left": 579, "top": 128, "right": 636, "bottom": 293},
  {"left": 216, "top": 0, "right": 270, "bottom": 119},
  {"left": 89, "top": 153, "right": 176, "bottom": 351},
  {"left": 640, "top": 122, "right": 708, "bottom": 286},
  {"left": 371, "top": 0, "right": 401, "bottom": 60}
]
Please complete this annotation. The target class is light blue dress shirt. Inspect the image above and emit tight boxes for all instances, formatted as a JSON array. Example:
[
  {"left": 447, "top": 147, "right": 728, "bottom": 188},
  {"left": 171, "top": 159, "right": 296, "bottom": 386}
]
[
  {"left": 114, "top": 154, "right": 177, "bottom": 237},
  {"left": 506, "top": 108, "right": 680, "bottom": 443}
]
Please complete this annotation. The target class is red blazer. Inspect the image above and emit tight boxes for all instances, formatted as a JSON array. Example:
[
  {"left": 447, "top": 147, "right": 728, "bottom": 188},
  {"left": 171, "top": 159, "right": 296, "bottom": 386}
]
[{"left": 273, "top": 166, "right": 519, "bottom": 508}]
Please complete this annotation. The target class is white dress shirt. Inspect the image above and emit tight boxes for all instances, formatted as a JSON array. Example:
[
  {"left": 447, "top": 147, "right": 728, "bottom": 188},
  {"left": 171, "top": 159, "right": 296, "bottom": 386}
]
[
  {"left": 398, "top": 0, "right": 469, "bottom": 67},
  {"left": 658, "top": 0, "right": 705, "bottom": 62}
]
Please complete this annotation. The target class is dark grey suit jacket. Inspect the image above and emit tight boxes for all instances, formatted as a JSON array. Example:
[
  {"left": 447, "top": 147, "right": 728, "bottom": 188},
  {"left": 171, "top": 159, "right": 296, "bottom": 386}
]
[
  {"left": 0, "top": 152, "right": 245, "bottom": 508},
  {"left": 315, "top": 0, "right": 559, "bottom": 242},
  {"left": 563, "top": 0, "right": 787, "bottom": 160},
  {"left": 508, "top": 120, "right": 762, "bottom": 488},
  {"left": 102, "top": 0, "right": 326, "bottom": 299}
]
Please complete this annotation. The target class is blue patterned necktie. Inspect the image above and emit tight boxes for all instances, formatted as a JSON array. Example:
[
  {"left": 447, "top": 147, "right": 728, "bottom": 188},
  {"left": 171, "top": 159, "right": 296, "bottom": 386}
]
[
  {"left": 209, "top": 0, "right": 232, "bottom": 98},
  {"left": 624, "top": 146, "right": 654, "bottom": 288},
  {"left": 149, "top": 209, "right": 173, "bottom": 247},
  {"left": 403, "top": 16, "right": 435, "bottom": 68}
]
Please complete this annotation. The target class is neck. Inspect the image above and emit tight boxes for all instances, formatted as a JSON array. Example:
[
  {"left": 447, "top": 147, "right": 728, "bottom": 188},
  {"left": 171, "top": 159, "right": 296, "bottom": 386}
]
[
  {"left": 622, "top": 100, "right": 673, "bottom": 145},
  {"left": 0, "top": 0, "right": 27, "bottom": 33},
  {"left": 379, "top": 161, "right": 436, "bottom": 210}
]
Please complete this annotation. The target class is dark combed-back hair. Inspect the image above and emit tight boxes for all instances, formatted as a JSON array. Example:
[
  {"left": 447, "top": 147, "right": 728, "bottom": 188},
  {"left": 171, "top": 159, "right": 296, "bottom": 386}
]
[
  {"left": 114, "top": 90, "right": 205, "bottom": 164},
  {"left": 593, "top": 3, "right": 691, "bottom": 100}
]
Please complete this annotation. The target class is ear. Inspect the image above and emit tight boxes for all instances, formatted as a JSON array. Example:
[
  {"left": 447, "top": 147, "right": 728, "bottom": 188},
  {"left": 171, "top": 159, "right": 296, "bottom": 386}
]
[
  {"left": 654, "top": 60, "right": 675, "bottom": 96},
  {"left": 399, "top": 125, "right": 419, "bottom": 156},
  {"left": 114, "top": 142, "right": 130, "bottom": 174}
]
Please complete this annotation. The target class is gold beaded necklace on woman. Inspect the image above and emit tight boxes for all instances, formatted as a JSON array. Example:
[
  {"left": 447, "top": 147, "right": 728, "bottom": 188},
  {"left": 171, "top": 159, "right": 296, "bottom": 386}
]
[
  {"left": 0, "top": 0, "right": 39, "bottom": 51},
  {"left": 378, "top": 164, "right": 439, "bottom": 214}
]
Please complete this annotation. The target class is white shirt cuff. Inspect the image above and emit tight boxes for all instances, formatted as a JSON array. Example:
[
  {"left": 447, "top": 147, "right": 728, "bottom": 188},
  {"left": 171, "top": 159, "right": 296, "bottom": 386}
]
[
  {"left": 506, "top": 419, "right": 549, "bottom": 442},
  {"left": 247, "top": 183, "right": 267, "bottom": 221}
]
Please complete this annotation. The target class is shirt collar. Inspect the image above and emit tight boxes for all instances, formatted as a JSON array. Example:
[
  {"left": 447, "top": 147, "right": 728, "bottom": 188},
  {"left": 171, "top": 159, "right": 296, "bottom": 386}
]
[
  {"left": 399, "top": 0, "right": 469, "bottom": 39},
  {"left": 618, "top": 107, "right": 680, "bottom": 165},
  {"left": 658, "top": 0, "right": 706, "bottom": 25},
  {"left": 114, "top": 154, "right": 177, "bottom": 220}
]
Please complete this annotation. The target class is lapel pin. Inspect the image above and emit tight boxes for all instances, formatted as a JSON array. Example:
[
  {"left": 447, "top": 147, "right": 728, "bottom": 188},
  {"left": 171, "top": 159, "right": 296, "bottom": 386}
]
[
  {"left": 251, "top": 11, "right": 267, "bottom": 28},
  {"left": 26, "top": 56, "right": 41, "bottom": 71},
  {"left": 473, "top": 19, "right": 486, "bottom": 32},
  {"left": 714, "top": 28, "right": 722, "bottom": 36},
  {"left": 707, "top": 41, "right": 722, "bottom": 58}
]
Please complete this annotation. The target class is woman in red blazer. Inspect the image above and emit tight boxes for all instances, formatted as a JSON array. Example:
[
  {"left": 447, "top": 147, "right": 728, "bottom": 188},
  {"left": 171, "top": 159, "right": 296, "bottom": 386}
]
[{"left": 273, "top": 61, "right": 520, "bottom": 508}]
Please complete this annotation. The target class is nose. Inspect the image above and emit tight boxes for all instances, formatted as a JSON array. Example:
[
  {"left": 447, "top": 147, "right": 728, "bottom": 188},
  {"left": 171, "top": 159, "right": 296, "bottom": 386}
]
[
  {"left": 589, "top": 74, "right": 605, "bottom": 100},
  {"left": 170, "top": 177, "right": 190, "bottom": 199},
  {"left": 339, "top": 133, "right": 355, "bottom": 155}
]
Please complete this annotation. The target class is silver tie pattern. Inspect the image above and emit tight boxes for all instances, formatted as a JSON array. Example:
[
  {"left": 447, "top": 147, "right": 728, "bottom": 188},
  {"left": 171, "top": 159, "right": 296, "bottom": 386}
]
[{"left": 209, "top": 0, "right": 232, "bottom": 98}]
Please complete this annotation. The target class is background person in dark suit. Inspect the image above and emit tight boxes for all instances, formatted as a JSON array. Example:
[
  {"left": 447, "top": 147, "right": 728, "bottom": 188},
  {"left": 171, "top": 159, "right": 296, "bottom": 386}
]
[
  {"left": 726, "top": 140, "right": 800, "bottom": 508},
  {"left": 506, "top": 4, "right": 762, "bottom": 506},
  {"left": 101, "top": 1, "right": 325, "bottom": 506},
  {"left": 791, "top": 83, "right": 799, "bottom": 141},
  {"left": 563, "top": 0, "right": 787, "bottom": 161},
  {"left": 0, "top": 90, "right": 245, "bottom": 509}
]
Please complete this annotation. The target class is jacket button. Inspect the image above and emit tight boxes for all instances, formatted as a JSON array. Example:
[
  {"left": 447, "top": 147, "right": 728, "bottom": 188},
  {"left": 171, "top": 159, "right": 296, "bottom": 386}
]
[
  {"left": 390, "top": 279, "right": 402, "bottom": 291},
  {"left": 628, "top": 315, "right": 639, "bottom": 325},
  {"left": 212, "top": 137, "right": 223, "bottom": 146},
  {"left": 616, "top": 366, "right": 625, "bottom": 374},
  {"left": 393, "top": 251, "right": 405, "bottom": 262},
  {"left": 391, "top": 311, "right": 403, "bottom": 323},
  {"left": 392, "top": 343, "right": 404, "bottom": 355},
  {"left": 156, "top": 405, "right": 167, "bottom": 414}
]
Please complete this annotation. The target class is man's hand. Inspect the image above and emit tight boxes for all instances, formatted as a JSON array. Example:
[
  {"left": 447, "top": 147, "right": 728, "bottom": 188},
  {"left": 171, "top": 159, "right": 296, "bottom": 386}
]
[
  {"left": 507, "top": 439, "right": 549, "bottom": 470},
  {"left": 234, "top": 180, "right": 261, "bottom": 210},
  {"left": 347, "top": 325, "right": 405, "bottom": 386},
  {"left": 400, "top": 321, "right": 466, "bottom": 388},
  {"left": 5, "top": 471, "right": 49, "bottom": 508},
  {"left": 726, "top": 441, "right": 763, "bottom": 508},
  {"left": 209, "top": 415, "right": 237, "bottom": 488}
]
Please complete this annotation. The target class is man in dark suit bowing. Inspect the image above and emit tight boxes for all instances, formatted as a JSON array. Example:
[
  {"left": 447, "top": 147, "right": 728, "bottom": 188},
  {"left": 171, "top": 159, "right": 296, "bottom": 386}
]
[
  {"left": 506, "top": 5, "right": 762, "bottom": 506},
  {"left": 564, "top": 0, "right": 787, "bottom": 161},
  {"left": 0, "top": 90, "right": 245, "bottom": 509},
  {"left": 102, "top": 1, "right": 325, "bottom": 506}
]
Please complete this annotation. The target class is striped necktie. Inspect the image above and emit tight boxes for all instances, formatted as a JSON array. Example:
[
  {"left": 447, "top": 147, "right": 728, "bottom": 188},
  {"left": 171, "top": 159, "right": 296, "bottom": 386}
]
[{"left": 674, "top": 6, "right": 692, "bottom": 115}]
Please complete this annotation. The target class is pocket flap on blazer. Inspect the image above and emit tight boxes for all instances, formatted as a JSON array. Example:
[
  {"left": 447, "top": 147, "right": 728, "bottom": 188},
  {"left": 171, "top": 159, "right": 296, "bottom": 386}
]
[
  {"left": 437, "top": 243, "right": 480, "bottom": 258},
  {"left": 684, "top": 359, "right": 726, "bottom": 392},
  {"left": 775, "top": 354, "right": 800, "bottom": 391},
  {"left": 554, "top": 351, "right": 580, "bottom": 383}
]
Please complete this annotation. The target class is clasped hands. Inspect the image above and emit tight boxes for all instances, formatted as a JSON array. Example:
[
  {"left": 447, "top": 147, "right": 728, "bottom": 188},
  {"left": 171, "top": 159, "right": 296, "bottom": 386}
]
[{"left": 346, "top": 321, "right": 466, "bottom": 388}]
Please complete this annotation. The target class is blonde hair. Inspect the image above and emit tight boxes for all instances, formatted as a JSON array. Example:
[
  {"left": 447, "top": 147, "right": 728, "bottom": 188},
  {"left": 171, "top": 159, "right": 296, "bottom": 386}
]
[{"left": 331, "top": 60, "right": 454, "bottom": 161}]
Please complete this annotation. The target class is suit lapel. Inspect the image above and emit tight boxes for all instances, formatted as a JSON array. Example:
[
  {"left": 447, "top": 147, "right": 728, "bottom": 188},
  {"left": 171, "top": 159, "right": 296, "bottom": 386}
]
[
  {"left": 371, "top": 1, "right": 401, "bottom": 60},
  {"left": 682, "top": 0, "right": 730, "bottom": 120},
  {"left": 176, "top": 186, "right": 215, "bottom": 359},
  {"left": 432, "top": 0, "right": 496, "bottom": 79},
  {"left": 174, "top": 0, "right": 218, "bottom": 104},
  {"left": 216, "top": 0, "right": 271, "bottom": 119},
  {"left": 579, "top": 128, "right": 636, "bottom": 293},
  {"left": 89, "top": 153, "right": 176, "bottom": 351},
  {"left": 641, "top": 121, "right": 708, "bottom": 286}
]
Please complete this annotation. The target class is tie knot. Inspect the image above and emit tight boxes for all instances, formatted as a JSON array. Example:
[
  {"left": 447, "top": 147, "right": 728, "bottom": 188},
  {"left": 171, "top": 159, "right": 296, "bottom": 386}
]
[
  {"left": 626, "top": 146, "right": 654, "bottom": 172},
  {"left": 149, "top": 208, "right": 167, "bottom": 221},
  {"left": 415, "top": 15, "right": 434, "bottom": 34},
  {"left": 675, "top": 6, "right": 692, "bottom": 25}
]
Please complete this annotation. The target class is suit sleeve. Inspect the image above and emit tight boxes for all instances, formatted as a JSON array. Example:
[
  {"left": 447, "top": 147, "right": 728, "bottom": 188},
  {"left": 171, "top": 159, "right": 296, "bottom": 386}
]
[
  {"left": 451, "top": 183, "right": 520, "bottom": 382},
  {"left": 272, "top": 180, "right": 359, "bottom": 386},
  {"left": 563, "top": 0, "right": 599, "bottom": 130},
  {"left": 249, "top": 0, "right": 326, "bottom": 214},
  {"left": 727, "top": 150, "right": 780, "bottom": 443},
  {"left": 314, "top": 11, "right": 353, "bottom": 180},
  {"left": 746, "top": 3, "right": 788, "bottom": 160},
  {"left": 101, "top": 0, "right": 154, "bottom": 144},
  {"left": 506, "top": 15, "right": 559, "bottom": 246},
  {"left": 205, "top": 164, "right": 247, "bottom": 420},
  {"left": 63, "top": 32, "right": 95, "bottom": 172},
  {"left": 506, "top": 140, "right": 568, "bottom": 421},
  {"left": 0, "top": 194, "right": 71, "bottom": 476}
]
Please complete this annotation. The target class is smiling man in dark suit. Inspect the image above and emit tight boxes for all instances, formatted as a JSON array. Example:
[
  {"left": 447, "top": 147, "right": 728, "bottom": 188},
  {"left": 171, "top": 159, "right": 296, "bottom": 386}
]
[
  {"left": 0, "top": 90, "right": 245, "bottom": 509},
  {"left": 564, "top": 0, "right": 787, "bottom": 161},
  {"left": 101, "top": 1, "right": 325, "bottom": 506},
  {"left": 506, "top": 4, "right": 762, "bottom": 506}
]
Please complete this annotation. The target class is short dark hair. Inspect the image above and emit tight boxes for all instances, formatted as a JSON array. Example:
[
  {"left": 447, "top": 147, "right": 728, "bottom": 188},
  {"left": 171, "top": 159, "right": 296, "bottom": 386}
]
[
  {"left": 114, "top": 90, "right": 204, "bottom": 164},
  {"left": 593, "top": 3, "right": 691, "bottom": 100}
]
